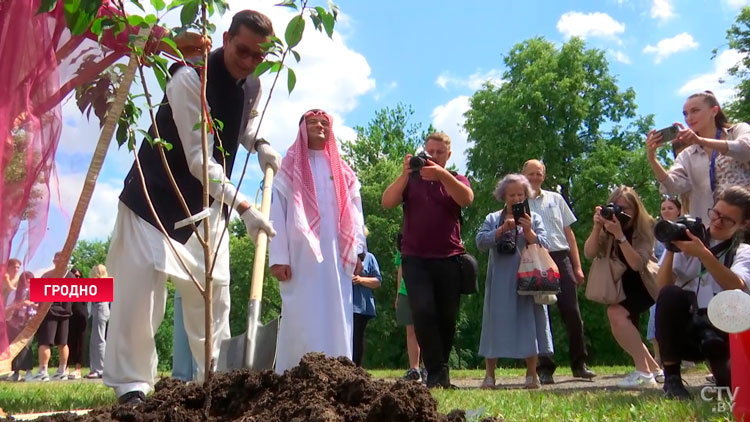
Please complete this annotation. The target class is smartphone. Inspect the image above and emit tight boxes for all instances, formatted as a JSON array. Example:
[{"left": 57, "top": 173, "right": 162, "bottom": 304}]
[
  {"left": 512, "top": 199, "right": 530, "bottom": 223},
  {"left": 655, "top": 125, "right": 678, "bottom": 145}
]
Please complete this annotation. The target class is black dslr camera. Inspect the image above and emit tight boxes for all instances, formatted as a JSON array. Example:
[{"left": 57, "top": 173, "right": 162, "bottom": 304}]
[
  {"left": 654, "top": 215, "right": 707, "bottom": 252},
  {"left": 496, "top": 236, "right": 516, "bottom": 255},
  {"left": 409, "top": 151, "right": 432, "bottom": 176},
  {"left": 599, "top": 203, "right": 632, "bottom": 227},
  {"left": 496, "top": 209, "right": 520, "bottom": 255}
]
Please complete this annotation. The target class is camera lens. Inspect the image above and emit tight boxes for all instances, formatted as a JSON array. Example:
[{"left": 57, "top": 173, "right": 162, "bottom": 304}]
[
  {"left": 600, "top": 207, "right": 613, "bottom": 219},
  {"left": 654, "top": 220, "right": 689, "bottom": 243}
]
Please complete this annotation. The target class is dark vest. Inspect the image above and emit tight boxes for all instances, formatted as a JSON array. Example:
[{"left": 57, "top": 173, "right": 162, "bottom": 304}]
[{"left": 120, "top": 48, "right": 254, "bottom": 244}]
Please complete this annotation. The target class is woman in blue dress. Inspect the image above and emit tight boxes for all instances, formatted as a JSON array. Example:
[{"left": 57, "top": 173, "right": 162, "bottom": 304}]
[{"left": 476, "top": 173, "right": 553, "bottom": 389}]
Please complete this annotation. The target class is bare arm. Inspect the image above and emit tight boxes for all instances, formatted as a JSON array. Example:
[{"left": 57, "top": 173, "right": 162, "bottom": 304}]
[
  {"left": 584, "top": 222, "right": 604, "bottom": 260},
  {"left": 382, "top": 156, "right": 411, "bottom": 209}
]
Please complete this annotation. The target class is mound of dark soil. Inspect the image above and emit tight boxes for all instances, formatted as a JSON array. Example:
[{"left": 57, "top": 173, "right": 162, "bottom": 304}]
[{"left": 30, "top": 353, "right": 501, "bottom": 422}]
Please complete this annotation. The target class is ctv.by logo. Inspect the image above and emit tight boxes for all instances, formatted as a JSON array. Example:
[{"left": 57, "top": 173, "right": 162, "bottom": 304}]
[{"left": 701, "top": 386, "right": 739, "bottom": 412}]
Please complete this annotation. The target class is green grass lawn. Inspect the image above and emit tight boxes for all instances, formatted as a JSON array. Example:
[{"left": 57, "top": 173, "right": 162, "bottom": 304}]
[{"left": 0, "top": 366, "right": 736, "bottom": 421}]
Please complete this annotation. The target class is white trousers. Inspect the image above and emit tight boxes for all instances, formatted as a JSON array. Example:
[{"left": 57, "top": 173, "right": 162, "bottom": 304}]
[{"left": 103, "top": 204, "right": 231, "bottom": 398}]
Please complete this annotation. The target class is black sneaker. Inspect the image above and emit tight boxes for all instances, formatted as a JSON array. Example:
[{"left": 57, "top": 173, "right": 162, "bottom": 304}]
[
  {"left": 403, "top": 368, "right": 422, "bottom": 382},
  {"left": 663, "top": 375, "right": 691, "bottom": 400},
  {"left": 538, "top": 372, "right": 555, "bottom": 385},
  {"left": 118, "top": 391, "right": 146, "bottom": 406}
]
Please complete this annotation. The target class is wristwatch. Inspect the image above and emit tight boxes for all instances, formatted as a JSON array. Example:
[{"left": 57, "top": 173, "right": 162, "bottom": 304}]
[{"left": 616, "top": 236, "right": 627, "bottom": 244}]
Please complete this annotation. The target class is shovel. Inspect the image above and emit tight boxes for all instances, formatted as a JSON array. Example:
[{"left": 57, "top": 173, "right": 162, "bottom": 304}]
[{"left": 217, "top": 166, "right": 279, "bottom": 372}]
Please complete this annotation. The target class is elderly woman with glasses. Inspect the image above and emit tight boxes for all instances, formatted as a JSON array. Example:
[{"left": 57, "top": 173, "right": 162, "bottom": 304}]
[{"left": 655, "top": 186, "right": 750, "bottom": 400}]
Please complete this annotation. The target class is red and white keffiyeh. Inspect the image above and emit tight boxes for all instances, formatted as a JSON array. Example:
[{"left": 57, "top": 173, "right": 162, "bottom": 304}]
[{"left": 275, "top": 110, "right": 359, "bottom": 275}]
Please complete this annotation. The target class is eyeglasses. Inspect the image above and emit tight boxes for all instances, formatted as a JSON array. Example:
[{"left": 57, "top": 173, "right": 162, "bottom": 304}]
[{"left": 708, "top": 208, "right": 737, "bottom": 227}]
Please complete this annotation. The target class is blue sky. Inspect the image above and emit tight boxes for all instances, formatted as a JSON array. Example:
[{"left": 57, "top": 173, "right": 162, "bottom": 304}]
[{"left": 16, "top": 0, "right": 750, "bottom": 273}]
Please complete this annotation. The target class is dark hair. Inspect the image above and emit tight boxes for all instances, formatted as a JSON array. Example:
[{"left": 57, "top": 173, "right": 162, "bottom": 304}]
[
  {"left": 716, "top": 186, "right": 750, "bottom": 222},
  {"left": 299, "top": 109, "right": 326, "bottom": 125},
  {"left": 16, "top": 272, "right": 33, "bottom": 296},
  {"left": 228, "top": 10, "right": 274, "bottom": 38},
  {"left": 70, "top": 267, "right": 82, "bottom": 277},
  {"left": 687, "top": 90, "right": 731, "bottom": 129},
  {"left": 661, "top": 196, "right": 682, "bottom": 211}
]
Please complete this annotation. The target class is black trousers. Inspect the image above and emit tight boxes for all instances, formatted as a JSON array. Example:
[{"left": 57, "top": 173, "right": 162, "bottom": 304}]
[
  {"left": 538, "top": 251, "right": 588, "bottom": 373},
  {"left": 8, "top": 323, "right": 33, "bottom": 371},
  {"left": 655, "top": 285, "right": 731, "bottom": 386},
  {"left": 67, "top": 312, "right": 88, "bottom": 366},
  {"left": 352, "top": 313, "right": 371, "bottom": 367},
  {"left": 401, "top": 255, "right": 461, "bottom": 378}
]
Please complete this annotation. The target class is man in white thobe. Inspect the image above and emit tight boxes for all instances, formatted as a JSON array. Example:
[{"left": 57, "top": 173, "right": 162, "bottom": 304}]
[{"left": 269, "top": 109, "right": 366, "bottom": 373}]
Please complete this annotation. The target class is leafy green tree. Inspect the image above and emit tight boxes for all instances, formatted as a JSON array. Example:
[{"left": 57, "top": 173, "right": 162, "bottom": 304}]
[
  {"left": 71, "top": 238, "right": 110, "bottom": 277},
  {"left": 724, "top": 6, "right": 750, "bottom": 121},
  {"left": 463, "top": 37, "right": 663, "bottom": 366}
]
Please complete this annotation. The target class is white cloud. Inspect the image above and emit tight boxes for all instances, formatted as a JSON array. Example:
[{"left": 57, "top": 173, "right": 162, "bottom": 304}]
[
  {"left": 650, "top": 0, "right": 676, "bottom": 22},
  {"left": 435, "top": 69, "right": 504, "bottom": 91},
  {"left": 50, "top": 173, "right": 122, "bottom": 241},
  {"left": 723, "top": 0, "right": 750, "bottom": 9},
  {"left": 678, "top": 50, "right": 743, "bottom": 102},
  {"left": 431, "top": 96, "right": 471, "bottom": 172},
  {"left": 556, "top": 12, "right": 625, "bottom": 41},
  {"left": 609, "top": 49, "right": 632, "bottom": 64},
  {"left": 643, "top": 33, "right": 699, "bottom": 63}
]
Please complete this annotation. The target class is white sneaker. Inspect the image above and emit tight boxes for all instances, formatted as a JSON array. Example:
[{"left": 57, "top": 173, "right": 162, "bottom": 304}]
[
  {"left": 31, "top": 371, "right": 49, "bottom": 382},
  {"left": 24, "top": 371, "right": 34, "bottom": 382},
  {"left": 50, "top": 371, "right": 69, "bottom": 381},
  {"left": 617, "top": 371, "right": 657, "bottom": 388}
]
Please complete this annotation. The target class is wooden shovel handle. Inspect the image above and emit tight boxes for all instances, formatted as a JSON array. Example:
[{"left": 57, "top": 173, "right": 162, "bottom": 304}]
[{"left": 250, "top": 166, "right": 274, "bottom": 301}]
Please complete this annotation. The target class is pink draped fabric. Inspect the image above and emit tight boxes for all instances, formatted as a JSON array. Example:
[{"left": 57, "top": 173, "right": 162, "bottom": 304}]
[
  {"left": 0, "top": 0, "right": 160, "bottom": 364},
  {"left": 276, "top": 110, "right": 360, "bottom": 276}
]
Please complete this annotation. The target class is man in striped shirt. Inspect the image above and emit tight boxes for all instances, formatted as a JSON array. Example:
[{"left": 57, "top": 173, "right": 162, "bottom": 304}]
[{"left": 522, "top": 159, "right": 596, "bottom": 384}]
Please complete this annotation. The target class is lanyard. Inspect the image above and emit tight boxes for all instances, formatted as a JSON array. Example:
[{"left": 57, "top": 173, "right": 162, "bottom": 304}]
[{"left": 709, "top": 128, "right": 723, "bottom": 192}]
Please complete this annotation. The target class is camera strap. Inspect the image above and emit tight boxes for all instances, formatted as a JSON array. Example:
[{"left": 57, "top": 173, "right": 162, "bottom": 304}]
[
  {"left": 709, "top": 128, "right": 723, "bottom": 192},
  {"left": 697, "top": 236, "right": 739, "bottom": 293}
]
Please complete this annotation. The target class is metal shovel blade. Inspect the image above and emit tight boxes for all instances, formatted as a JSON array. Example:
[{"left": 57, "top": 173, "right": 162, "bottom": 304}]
[{"left": 217, "top": 299, "right": 279, "bottom": 371}]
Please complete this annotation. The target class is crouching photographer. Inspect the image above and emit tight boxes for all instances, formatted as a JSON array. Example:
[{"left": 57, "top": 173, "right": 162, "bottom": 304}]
[
  {"left": 655, "top": 186, "right": 750, "bottom": 400},
  {"left": 381, "top": 132, "right": 474, "bottom": 388}
]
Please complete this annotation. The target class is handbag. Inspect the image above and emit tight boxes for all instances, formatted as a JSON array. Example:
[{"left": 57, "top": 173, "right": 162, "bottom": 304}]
[
  {"left": 457, "top": 253, "right": 479, "bottom": 295},
  {"left": 585, "top": 239, "right": 627, "bottom": 304},
  {"left": 517, "top": 243, "right": 561, "bottom": 295}
]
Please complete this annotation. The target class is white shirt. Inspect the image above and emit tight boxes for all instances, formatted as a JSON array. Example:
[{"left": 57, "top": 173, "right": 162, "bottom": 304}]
[
  {"left": 166, "top": 66, "right": 263, "bottom": 214},
  {"left": 671, "top": 241, "right": 750, "bottom": 309},
  {"left": 527, "top": 189, "right": 576, "bottom": 252}
]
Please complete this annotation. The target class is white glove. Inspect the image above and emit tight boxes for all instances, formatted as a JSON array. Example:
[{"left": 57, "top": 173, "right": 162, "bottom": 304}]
[
  {"left": 256, "top": 141, "right": 281, "bottom": 175},
  {"left": 241, "top": 206, "right": 276, "bottom": 240}
]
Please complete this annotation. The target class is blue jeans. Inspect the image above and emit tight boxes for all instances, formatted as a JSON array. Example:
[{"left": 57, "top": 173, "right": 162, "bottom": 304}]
[{"left": 172, "top": 290, "right": 197, "bottom": 381}]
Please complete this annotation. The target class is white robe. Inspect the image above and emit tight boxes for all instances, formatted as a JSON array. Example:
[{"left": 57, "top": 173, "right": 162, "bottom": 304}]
[{"left": 269, "top": 150, "right": 365, "bottom": 373}]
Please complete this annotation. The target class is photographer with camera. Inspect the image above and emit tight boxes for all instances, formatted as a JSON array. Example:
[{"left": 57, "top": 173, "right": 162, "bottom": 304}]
[
  {"left": 655, "top": 186, "right": 750, "bottom": 400},
  {"left": 381, "top": 132, "right": 473, "bottom": 388},
  {"left": 646, "top": 91, "right": 750, "bottom": 225},
  {"left": 476, "top": 174, "right": 553, "bottom": 390},
  {"left": 584, "top": 186, "right": 661, "bottom": 387}
]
